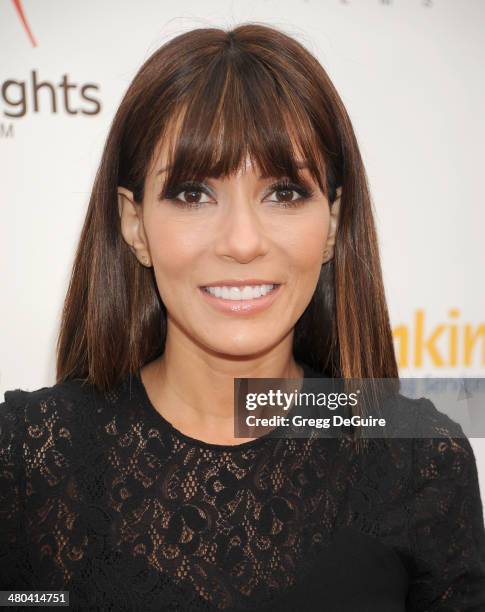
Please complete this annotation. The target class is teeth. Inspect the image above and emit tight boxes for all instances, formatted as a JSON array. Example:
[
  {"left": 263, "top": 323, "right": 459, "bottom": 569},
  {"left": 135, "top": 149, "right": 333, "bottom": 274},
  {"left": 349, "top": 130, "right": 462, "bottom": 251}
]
[{"left": 204, "top": 284, "right": 277, "bottom": 300}]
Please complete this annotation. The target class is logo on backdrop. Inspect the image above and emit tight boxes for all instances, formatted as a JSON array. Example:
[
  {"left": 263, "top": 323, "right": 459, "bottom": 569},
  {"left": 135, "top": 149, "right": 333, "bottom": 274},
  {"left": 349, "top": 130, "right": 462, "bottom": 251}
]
[
  {"left": 1, "top": 70, "right": 102, "bottom": 120},
  {"left": 1, "top": 0, "right": 102, "bottom": 138},
  {"left": 393, "top": 309, "right": 485, "bottom": 372},
  {"left": 12, "top": 0, "right": 36, "bottom": 47}
]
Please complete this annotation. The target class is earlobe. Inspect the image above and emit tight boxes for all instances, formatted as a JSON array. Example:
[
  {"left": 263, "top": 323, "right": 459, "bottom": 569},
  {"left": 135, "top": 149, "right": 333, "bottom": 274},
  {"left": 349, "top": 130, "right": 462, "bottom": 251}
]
[{"left": 322, "top": 186, "right": 342, "bottom": 264}]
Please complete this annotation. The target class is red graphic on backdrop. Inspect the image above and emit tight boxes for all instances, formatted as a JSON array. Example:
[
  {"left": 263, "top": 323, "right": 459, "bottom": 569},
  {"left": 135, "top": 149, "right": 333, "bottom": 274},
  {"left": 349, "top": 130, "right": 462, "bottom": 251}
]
[{"left": 12, "top": 0, "right": 37, "bottom": 47}]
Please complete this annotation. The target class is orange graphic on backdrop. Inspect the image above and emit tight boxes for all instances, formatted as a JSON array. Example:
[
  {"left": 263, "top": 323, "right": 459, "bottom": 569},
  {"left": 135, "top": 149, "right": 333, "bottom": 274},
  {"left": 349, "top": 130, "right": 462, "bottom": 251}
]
[{"left": 12, "top": 0, "right": 37, "bottom": 47}]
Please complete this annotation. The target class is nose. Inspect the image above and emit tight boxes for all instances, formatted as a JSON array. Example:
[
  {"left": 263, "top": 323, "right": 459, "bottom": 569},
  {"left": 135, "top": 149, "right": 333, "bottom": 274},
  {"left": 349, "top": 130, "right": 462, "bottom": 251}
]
[{"left": 214, "top": 192, "right": 271, "bottom": 263}]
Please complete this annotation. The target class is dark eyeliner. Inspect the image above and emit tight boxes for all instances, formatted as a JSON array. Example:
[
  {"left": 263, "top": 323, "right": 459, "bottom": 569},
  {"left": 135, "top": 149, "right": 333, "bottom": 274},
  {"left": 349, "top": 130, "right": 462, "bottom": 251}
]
[
  {"left": 267, "top": 178, "right": 315, "bottom": 204},
  {"left": 158, "top": 178, "right": 315, "bottom": 206},
  {"left": 159, "top": 180, "right": 211, "bottom": 202}
]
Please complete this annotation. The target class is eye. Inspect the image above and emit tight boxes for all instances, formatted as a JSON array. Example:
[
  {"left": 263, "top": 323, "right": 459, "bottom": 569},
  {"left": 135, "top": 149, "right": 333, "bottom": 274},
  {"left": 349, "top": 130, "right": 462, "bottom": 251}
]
[
  {"left": 161, "top": 180, "right": 213, "bottom": 208},
  {"left": 265, "top": 179, "right": 315, "bottom": 208}
]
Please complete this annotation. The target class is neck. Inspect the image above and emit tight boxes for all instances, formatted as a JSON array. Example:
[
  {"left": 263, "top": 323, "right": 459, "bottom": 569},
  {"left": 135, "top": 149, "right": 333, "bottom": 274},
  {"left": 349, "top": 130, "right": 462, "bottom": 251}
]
[{"left": 140, "top": 324, "right": 304, "bottom": 443}]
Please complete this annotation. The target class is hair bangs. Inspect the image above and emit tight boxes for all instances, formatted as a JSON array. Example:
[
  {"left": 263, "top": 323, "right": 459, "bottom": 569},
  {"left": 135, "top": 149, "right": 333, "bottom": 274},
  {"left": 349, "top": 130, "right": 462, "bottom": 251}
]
[{"left": 155, "top": 52, "right": 330, "bottom": 200}]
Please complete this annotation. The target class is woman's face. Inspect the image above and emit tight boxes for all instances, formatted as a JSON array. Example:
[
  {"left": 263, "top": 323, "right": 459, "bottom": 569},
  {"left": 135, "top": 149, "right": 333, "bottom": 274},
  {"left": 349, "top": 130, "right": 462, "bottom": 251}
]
[{"left": 118, "top": 140, "right": 340, "bottom": 359}]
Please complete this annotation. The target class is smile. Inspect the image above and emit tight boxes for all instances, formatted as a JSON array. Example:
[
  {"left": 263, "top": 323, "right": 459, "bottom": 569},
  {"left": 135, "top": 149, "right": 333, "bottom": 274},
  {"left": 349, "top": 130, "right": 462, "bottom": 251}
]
[
  {"left": 201, "top": 284, "right": 279, "bottom": 300},
  {"left": 198, "top": 283, "right": 282, "bottom": 315}
]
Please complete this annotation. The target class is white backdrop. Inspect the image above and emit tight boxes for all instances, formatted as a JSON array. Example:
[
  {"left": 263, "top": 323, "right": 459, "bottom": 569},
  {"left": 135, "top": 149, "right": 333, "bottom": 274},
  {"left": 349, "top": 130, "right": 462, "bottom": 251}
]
[{"left": 1, "top": 0, "right": 484, "bottom": 496}]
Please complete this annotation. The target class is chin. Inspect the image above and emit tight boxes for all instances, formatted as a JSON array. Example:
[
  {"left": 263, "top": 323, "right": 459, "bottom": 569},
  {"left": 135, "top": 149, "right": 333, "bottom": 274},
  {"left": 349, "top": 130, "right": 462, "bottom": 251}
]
[{"left": 204, "top": 330, "right": 288, "bottom": 358}]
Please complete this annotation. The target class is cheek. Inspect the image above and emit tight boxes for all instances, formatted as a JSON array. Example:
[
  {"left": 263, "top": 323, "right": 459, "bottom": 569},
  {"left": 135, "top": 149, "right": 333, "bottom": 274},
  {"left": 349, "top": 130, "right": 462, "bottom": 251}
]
[
  {"left": 146, "top": 220, "right": 200, "bottom": 313},
  {"left": 145, "top": 216, "right": 202, "bottom": 276},
  {"left": 279, "top": 211, "right": 329, "bottom": 268}
]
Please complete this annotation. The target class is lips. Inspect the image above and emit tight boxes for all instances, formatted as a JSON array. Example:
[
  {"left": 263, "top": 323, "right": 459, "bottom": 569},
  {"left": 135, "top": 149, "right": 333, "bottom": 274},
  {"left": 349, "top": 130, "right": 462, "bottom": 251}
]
[
  {"left": 200, "top": 279, "right": 281, "bottom": 288},
  {"left": 198, "top": 283, "right": 282, "bottom": 315}
]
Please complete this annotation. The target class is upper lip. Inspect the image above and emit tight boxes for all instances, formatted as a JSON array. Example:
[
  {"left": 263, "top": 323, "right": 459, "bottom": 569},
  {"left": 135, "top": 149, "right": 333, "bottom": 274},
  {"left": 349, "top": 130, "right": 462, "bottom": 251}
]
[{"left": 200, "top": 279, "right": 281, "bottom": 288}]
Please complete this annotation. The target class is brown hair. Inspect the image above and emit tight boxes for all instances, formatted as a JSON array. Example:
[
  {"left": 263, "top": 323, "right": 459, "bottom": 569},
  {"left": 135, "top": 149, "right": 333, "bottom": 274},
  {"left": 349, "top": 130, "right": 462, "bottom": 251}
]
[{"left": 56, "top": 23, "right": 398, "bottom": 397}]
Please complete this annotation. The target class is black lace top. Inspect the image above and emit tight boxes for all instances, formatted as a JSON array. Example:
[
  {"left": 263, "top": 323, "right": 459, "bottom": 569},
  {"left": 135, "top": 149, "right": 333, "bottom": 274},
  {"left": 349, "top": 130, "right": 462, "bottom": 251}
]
[{"left": 1, "top": 362, "right": 485, "bottom": 611}]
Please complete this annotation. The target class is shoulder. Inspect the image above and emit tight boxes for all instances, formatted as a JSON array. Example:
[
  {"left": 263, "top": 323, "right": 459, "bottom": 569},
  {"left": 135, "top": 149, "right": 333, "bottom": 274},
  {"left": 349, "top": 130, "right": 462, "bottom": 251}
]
[
  {"left": 0, "top": 378, "right": 108, "bottom": 462},
  {"left": 364, "top": 394, "right": 479, "bottom": 502},
  {"left": 382, "top": 391, "right": 466, "bottom": 439},
  {"left": 1, "top": 373, "right": 140, "bottom": 451},
  {"left": 0, "top": 380, "right": 94, "bottom": 507},
  {"left": 3, "top": 377, "right": 93, "bottom": 405},
  {"left": 0, "top": 376, "right": 134, "bottom": 495},
  {"left": 409, "top": 396, "right": 477, "bottom": 490},
  {"left": 402, "top": 398, "right": 485, "bottom": 608},
  {"left": 384, "top": 395, "right": 480, "bottom": 510},
  {"left": 2, "top": 378, "right": 96, "bottom": 427}
]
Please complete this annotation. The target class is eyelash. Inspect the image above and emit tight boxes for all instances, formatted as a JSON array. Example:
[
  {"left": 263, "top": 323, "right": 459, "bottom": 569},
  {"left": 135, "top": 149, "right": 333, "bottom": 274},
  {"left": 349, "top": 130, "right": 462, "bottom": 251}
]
[{"left": 159, "top": 178, "right": 315, "bottom": 209}]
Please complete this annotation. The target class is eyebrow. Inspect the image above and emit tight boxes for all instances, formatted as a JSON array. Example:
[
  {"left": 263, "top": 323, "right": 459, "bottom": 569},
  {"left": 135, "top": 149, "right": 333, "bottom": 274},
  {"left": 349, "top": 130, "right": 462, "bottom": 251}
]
[{"left": 156, "top": 159, "right": 309, "bottom": 176}]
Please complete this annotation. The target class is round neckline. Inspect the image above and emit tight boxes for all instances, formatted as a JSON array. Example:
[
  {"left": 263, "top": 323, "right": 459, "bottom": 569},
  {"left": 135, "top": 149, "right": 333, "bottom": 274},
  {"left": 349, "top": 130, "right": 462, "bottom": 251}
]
[{"left": 133, "top": 361, "right": 320, "bottom": 452}]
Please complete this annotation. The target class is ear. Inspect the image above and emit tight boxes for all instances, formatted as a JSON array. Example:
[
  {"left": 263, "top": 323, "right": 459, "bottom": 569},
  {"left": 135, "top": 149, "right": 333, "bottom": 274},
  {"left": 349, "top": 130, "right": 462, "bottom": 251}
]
[
  {"left": 117, "top": 186, "right": 152, "bottom": 267},
  {"left": 322, "top": 186, "right": 342, "bottom": 264}
]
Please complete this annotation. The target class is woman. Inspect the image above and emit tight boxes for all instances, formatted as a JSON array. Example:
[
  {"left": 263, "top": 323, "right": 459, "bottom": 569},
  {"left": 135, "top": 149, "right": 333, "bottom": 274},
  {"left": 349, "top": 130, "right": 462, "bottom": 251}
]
[{"left": 1, "top": 23, "right": 484, "bottom": 611}]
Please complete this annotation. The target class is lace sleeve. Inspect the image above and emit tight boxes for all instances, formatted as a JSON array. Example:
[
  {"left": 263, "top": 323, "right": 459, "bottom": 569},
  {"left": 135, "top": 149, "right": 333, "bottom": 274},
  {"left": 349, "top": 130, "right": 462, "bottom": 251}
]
[
  {"left": 0, "top": 393, "right": 28, "bottom": 589},
  {"left": 407, "top": 399, "right": 485, "bottom": 611}
]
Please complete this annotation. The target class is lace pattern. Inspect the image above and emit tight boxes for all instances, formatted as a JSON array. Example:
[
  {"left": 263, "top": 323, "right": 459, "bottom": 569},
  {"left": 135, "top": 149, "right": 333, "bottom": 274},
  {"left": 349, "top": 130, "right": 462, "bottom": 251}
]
[{"left": 1, "top": 370, "right": 484, "bottom": 611}]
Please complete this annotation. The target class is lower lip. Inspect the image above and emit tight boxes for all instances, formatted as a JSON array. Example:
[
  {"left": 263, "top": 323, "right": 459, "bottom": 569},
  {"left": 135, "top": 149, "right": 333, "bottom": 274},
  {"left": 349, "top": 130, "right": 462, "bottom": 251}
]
[{"left": 198, "top": 285, "right": 282, "bottom": 315}]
